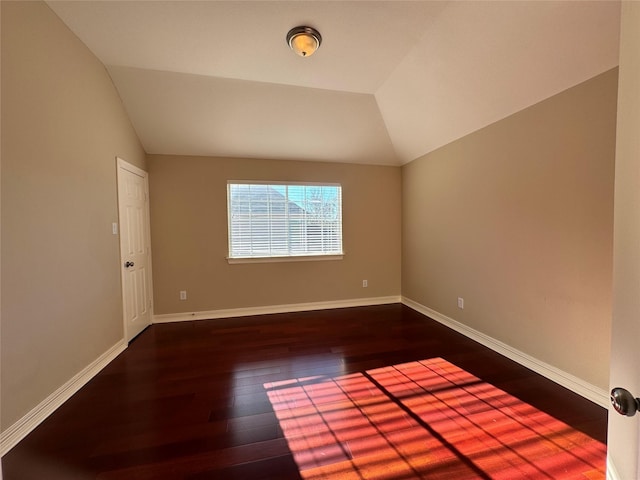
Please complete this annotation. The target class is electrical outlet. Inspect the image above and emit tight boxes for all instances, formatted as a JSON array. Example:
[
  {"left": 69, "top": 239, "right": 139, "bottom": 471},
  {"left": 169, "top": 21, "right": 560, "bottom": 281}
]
[
  {"left": 362, "top": 280, "right": 368, "bottom": 288},
  {"left": 180, "top": 290, "right": 187, "bottom": 300},
  {"left": 457, "top": 297, "right": 464, "bottom": 309}
]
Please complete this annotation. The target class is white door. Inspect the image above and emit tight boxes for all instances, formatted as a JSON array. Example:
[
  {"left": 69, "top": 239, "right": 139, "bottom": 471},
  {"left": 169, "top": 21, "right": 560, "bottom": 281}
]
[
  {"left": 117, "top": 158, "right": 153, "bottom": 342},
  {"left": 608, "top": 3, "right": 640, "bottom": 479}
]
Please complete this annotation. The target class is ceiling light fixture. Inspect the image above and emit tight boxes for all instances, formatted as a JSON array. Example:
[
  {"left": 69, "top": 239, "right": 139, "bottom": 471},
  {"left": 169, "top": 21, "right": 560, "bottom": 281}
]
[{"left": 286, "top": 26, "right": 322, "bottom": 57}]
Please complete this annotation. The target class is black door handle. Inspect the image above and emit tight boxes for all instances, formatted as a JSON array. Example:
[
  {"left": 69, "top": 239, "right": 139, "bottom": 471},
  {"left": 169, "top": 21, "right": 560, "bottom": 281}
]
[
  {"left": 124, "top": 261, "right": 135, "bottom": 268},
  {"left": 610, "top": 388, "right": 640, "bottom": 417}
]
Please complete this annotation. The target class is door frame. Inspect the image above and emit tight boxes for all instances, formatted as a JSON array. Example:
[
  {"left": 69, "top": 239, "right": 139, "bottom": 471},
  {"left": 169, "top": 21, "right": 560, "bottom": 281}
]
[{"left": 116, "top": 157, "right": 154, "bottom": 342}]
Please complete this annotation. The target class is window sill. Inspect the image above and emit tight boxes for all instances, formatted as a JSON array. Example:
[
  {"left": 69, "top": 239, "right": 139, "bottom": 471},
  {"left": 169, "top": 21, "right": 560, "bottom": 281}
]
[{"left": 227, "top": 254, "right": 344, "bottom": 264}]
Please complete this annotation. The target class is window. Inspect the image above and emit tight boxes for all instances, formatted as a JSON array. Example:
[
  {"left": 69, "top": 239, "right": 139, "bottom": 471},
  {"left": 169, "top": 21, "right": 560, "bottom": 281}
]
[{"left": 227, "top": 182, "right": 343, "bottom": 261}]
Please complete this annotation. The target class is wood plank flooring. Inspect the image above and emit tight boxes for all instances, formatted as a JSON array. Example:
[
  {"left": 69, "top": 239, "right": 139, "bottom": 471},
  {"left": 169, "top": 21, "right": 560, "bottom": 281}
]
[{"left": 2, "top": 304, "right": 607, "bottom": 479}]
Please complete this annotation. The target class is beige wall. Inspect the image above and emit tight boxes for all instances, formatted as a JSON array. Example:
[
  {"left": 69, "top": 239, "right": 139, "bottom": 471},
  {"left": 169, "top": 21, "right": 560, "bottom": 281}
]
[
  {"left": 608, "top": 3, "right": 640, "bottom": 478},
  {"left": 402, "top": 68, "right": 617, "bottom": 391},
  {"left": 1, "top": 1, "right": 145, "bottom": 430},
  {"left": 147, "top": 155, "right": 401, "bottom": 314}
]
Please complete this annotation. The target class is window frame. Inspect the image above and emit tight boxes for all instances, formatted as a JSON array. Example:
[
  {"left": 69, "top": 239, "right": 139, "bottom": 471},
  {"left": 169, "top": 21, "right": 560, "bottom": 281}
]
[{"left": 226, "top": 180, "right": 344, "bottom": 263}]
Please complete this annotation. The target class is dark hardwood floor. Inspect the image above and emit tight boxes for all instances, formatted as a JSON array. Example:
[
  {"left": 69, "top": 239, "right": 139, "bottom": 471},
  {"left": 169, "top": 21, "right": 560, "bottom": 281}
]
[{"left": 3, "top": 304, "right": 607, "bottom": 479}]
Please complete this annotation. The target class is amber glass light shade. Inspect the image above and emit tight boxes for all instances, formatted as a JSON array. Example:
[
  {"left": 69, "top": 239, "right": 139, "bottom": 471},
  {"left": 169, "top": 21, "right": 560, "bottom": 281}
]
[{"left": 286, "top": 26, "right": 322, "bottom": 57}]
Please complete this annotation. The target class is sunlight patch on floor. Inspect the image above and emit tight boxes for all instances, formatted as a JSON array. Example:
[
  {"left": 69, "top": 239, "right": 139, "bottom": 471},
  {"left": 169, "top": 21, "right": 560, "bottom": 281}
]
[{"left": 264, "top": 357, "right": 606, "bottom": 479}]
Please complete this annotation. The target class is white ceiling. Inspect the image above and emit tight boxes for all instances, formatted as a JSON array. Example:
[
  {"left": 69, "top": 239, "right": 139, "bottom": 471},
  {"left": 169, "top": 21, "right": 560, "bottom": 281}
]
[{"left": 47, "top": 1, "right": 621, "bottom": 166}]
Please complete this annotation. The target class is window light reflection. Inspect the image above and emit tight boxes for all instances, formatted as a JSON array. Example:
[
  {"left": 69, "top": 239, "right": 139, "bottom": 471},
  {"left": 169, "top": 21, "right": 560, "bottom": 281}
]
[{"left": 264, "top": 357, "right": 606, "bottom": 479}]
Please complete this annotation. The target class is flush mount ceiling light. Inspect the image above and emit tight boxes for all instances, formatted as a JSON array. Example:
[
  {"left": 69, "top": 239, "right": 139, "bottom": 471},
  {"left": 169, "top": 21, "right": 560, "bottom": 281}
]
[{"left": 286, "top": 26, "right": 322, "bottom": 57}]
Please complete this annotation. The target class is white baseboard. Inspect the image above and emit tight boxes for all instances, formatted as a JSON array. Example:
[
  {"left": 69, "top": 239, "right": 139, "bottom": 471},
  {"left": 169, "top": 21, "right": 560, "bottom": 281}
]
[
  {"left": 401, "top": 297, "right": 609, "bottom": 408},
  {"left": 1, "top": 340, "right": 127, "bottom": 457},
  {"left": 153, "top": 295, "right": 402, "bottom": 323}
]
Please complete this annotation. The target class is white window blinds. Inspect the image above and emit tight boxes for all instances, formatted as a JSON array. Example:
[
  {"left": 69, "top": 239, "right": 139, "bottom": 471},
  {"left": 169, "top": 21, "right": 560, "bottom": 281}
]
[{"left": 227, "top": 182, "right": 343, "bottom": 259}]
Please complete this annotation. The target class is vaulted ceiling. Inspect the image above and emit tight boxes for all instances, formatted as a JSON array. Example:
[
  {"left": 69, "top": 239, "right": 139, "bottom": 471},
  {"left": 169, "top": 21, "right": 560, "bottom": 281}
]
[{"left": 47, "top": 1, "right": 621, "bottom": 166}]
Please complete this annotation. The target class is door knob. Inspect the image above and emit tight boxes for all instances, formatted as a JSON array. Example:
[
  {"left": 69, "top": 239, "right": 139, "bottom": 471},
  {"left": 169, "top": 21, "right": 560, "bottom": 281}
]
[
  {"left": 610, "top": 388, "right": 640, "bottom": 417},
  {"left": 124, "top": 261, "right": 135, "bottom": 268}
]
